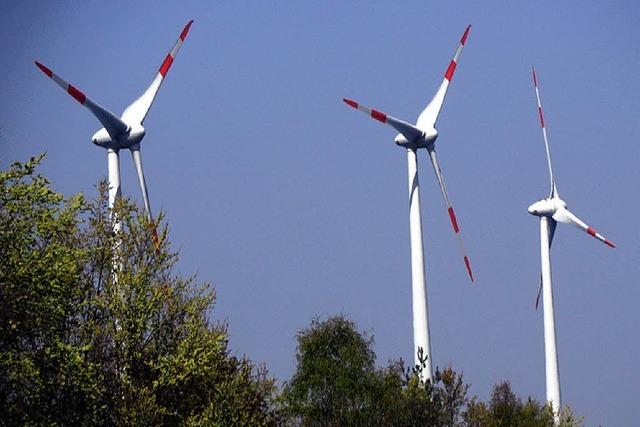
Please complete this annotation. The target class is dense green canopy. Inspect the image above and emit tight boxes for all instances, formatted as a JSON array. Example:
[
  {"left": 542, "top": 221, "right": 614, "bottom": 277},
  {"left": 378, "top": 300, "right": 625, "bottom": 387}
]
[
  {"left": 278, "top": 314, "right": 581, "bottom": 427},
  {"left": 0, "top": 156, "right": 276, "bottom": 426}
]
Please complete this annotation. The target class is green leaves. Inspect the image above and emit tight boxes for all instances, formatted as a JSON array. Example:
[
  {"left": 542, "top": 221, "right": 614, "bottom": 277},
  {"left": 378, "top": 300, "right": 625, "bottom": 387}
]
[
  {"left": 0, "top": 155, "right": 97, "bottom": 425},
  {"left": 280, "top": 315, "right": 378, "bottom": 425},
  {"left": 278, "top": 314, "right": 582, "bottom": 427},
  {"left": 0, "top": 156, "right": 276, "bottom": 426}
]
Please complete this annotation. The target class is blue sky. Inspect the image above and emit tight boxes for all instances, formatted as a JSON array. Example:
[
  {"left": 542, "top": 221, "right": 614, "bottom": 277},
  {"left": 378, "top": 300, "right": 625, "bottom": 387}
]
[{"left": 2, "top": 1, "right": 639, "bottom": 424}]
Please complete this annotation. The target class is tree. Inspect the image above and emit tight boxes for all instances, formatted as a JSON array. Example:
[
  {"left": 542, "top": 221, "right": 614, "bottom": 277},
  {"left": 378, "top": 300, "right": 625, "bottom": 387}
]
[
  {"left": 278, "top": 314, "right": 584, "bottom": 427},
  {"left": 0, "top": 156, "right": 276, "bottom": 425},
  {"left": 0, "top": 155, "right": 99, "bottom": 424},
  {"left": 380, "top": 359, "right": 469, "bottom": 426},
  {"left": 278, "top": 315, "right": 378, "bottom": 425},
  {"left": 463, "top": 381, "right": 582, "bottom": 427},
  {"left": 278, "top": 315, "right": 470, "bottom": 426}
]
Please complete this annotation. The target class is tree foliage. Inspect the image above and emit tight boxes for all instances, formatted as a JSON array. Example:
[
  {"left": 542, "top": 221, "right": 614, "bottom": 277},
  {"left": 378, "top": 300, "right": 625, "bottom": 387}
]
[
  {"left": 0, "top": 156, "right": 276, "bottom": 425},
  {"left": 278, "top": 315, "right": 378, "bottom": 425},
  {"left": 464, "top": 382, "right": 581, "bottom": 427},
  {"left": 278, "top": 314, "right": 582, "bottom": 427},
  {"left": 278, "top": 314, "right": 472, "bottom": 426}
]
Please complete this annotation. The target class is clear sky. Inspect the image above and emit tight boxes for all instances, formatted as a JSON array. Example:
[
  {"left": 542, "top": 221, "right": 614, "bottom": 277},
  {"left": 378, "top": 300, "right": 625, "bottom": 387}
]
[{"left": 2, "top": 1, "right": 638, "bottom": 424}]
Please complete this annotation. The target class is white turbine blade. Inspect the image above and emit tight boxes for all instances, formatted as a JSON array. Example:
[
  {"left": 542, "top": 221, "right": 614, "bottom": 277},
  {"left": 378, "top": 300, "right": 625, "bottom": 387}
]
[
  {"left": 35, "top": 61, "right": 129, "bottom": 141},
  {"left": 426, "top": 146, "right": 474, "bottom": 282},
  {"left": 130, "top": 145, "right": 159, "bottom": 247},
  {"left": 342, "top": 98, "right": 423, "bottom": 142},
  {"left": 130, "top": 145, "right": 152, "bottom": 219},
  {"left": 536, "top": 218, "right": 556, "bottom": 310},
  {"left": 121, "top": 20, "right": 194, "bottom": 125},
  {"left": 416, "top": 25, "right": 471, "bottom": 130},
  {"left": 547, "top": 216, "right": 557, "bottom": 249},
  {"left": 532, "top": 67, "right": 557, "bottom": 197},
  {"left": 535, "top": 275, "right": 543, "bottom": 310},
  {"left": 552, "top": 207, "right": 616, "bottom": 248}
]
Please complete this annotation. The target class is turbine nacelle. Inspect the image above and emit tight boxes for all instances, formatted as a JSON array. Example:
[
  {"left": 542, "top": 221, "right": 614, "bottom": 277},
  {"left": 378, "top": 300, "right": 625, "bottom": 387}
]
[
  {"left": 91, "top": 128, "right": 111, "bottom": 147},
  {"left": 394, "top": 133, "right": 410, "bottom": 146},
  {"left": 91, "top": 123, "right": 146, "bottom": 149},
  {"left": 527, "top": 197, "right": 566, "bottom": 217},
  {"left": 394, "top": 127, "right": 438, "bottom": 149}
]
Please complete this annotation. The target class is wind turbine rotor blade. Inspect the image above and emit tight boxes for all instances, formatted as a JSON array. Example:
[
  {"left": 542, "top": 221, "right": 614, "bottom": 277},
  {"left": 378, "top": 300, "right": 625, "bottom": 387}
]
[
  {"left": 536, "top": 218, "right": 556, "bottom": 310},
  {"left": 121, "top": 20, "right": 194, "bottom": 124},
  {"left": 34, "top": 61, "right": 129, "bottom": 141},
  {"left": 552, "top": 207, "right": 616, "bottom": 248},
  {"left": 130, "top": 145, "right": 152, "bottom": 218},
  {"left": 532, "top": 67, "right": 557, "bottom": 197},
  {"left": 426, "top": 146, "right": 474, "bottom": 282},
  {"left": 547, "top": 216, "right": 557, "bottom": 248},
  {"left": 342, "top": 98, "right": 423, "bottom": 142},
  {"left": 416, "top": 25, "right": 471, "bottom": 130},
  {"left": 130, "top": 145, "right": 159, "bottom": 248},
  {"left": 535, "top": 275, "right": 543, "bottom": 310}
]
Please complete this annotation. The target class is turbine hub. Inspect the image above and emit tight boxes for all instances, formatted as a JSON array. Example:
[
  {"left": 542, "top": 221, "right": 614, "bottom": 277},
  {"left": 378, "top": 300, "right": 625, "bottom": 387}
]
[
  {"left": 416, "top": 127, "right": 438, "bottom": 149},
  {"left": 394, "top": 133, "right": 409, "bottom": 146},
  {"left": 394, "top": 128, "right": 438, "bottom": 149},
  {"left": 527, "top": 199, "right": 554, "bottom": 217},
  {"left": 91, "top": 128, "right": 111, "bottom": 147},
  {"left": 527, "top": 197, "right": 566, "bottom": 217},
  {"left": 422, "top": 126, "right": 438, "bottom": 141},
  {"left": 126, "top": 123, "right": 146, "bottom": 146}
]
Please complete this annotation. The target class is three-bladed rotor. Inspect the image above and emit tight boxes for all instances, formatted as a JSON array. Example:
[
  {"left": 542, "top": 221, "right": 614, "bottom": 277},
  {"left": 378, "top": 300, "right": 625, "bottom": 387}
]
[
  {"left": 528, "top": 67, "right": 615, "bottom": 250},
  {"left": 342, "top": 25, "right": 474, "bottom": 282},
  {"left": 35, "top": 20, "right": 194, "bottom": 247}
]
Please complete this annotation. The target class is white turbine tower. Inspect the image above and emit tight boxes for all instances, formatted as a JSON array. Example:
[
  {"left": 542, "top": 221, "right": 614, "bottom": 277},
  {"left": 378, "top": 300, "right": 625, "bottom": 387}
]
[
  {"left": 35, "top": 20, "right": 194, "bottom": 243},
  {"left": 528, "top": 67, "right": 615, "bottom": 421},
  {"left": 343, "top": 26, "right": 474, "bottom": 380}
]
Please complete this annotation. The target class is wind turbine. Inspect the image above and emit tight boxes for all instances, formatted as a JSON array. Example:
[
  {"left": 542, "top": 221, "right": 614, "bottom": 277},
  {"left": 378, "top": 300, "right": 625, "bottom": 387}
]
[
  {"left": 343, "top": 25, "right": 474, "bottom": 380},
  {"left": 35, "top": 20, "right": 194, "bottom": 243},
  {"left": 528, "top": 67, "right": 615, "bottom": 420}
]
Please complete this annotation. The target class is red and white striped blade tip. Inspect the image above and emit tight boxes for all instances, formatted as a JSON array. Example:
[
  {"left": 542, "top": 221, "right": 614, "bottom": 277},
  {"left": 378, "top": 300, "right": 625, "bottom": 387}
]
[
  {"left": 180, "top": 20, "right": 194, "bottom": 41},
  {"left": 460, "top": 25, "right": 471, "bottom": 45},
  {"left": 35, "top": 61, "right": 53, "bottom": 77},
  {"left": 342, "top": 98, "right": 358, "bottom": 109},
  {"left": 532, "top": 66, "right": 539, "bottom": 87},
  {"left": 447, "top": 207, "right": 475, "bottom": 283},
  {"left": 34, "top": 61, "right": 87, "bottom": 105},
  {"left": 443, "top": 25, "right": 471, "bottom": 82},
  {"left": 464, "top": 256, "right": 474, "bottom": 283},
  {"left": 587, "top": 227, "right": 616, "bottom": 248}
]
